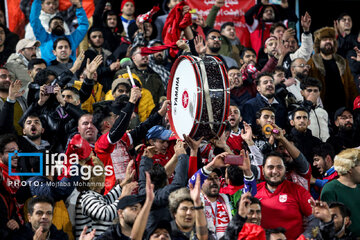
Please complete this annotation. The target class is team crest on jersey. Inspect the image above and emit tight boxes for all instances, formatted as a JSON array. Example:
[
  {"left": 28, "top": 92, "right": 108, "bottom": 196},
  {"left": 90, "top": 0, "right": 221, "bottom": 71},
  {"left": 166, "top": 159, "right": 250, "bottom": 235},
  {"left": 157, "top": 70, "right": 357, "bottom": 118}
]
[{"left": 279, "top": 194, "right": 287, "bottom": 203}]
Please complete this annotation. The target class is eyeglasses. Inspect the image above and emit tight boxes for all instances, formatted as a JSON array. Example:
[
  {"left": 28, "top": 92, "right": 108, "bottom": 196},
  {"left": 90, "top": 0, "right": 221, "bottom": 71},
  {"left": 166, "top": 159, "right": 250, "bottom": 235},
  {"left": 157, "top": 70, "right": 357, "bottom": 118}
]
[
  {"left": 0, "top": 74, "right": 10, "bottom": 79},
  {"left": 293, "top": 64, "right": 311, "bottom": 69},
  {"left": 209, "top": 36, "right": 222, "bottom": 41},
  {"left": 305, "top": 88, "right": 319, "bottom": 93}
]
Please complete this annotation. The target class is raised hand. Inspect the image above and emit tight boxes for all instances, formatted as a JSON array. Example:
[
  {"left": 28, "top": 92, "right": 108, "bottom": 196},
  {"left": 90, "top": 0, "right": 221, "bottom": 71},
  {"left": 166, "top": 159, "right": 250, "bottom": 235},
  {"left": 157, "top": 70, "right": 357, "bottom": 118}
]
[
  {"left": 86, "top": 55, "right": 103, "bottom": 79},
  {"left": 282, "top": 28, "right": 296, "bottom": 42},
  {"left": 310, "top": 198, "right": 332, "bottom": 223},
  {"left": 183, "top": 135, "right": 204, "bottom": 154},
  {"left": 54, "top": 84, "right": 65, "bottom": 106},
  {"left": 238, "top": 192, "right": 252, "bottom": 218},
  {"left": 79, "top": 226, "right": 96, "bottom": 240},
  {"left": 70, "top": 50, "right": 85, "bottom": 73},
  {"left": 38, "top": 84, "right": 51, "bottom": 106},
  {"left": 158, "top": 100, "right": 170, "bottom": 117},
  {"left": 174, "top": 140, "right": 187, "bottom": 157},
  {"left": 129, "top": 87, "right": 141, "bottom": 103},
  {"left": 301, "top": 11, "right": 311, "bottom": 32},
  {"left": 194, "top": 35, "right": 207, "bottom": 55},
  {"left": 143, "top": 146, "right": 158, "bottom": 159},
  {"left": 189, "top": 173, "right": 202, "bottom": 206},
  {"left": 145, "top": 172, "right": 155, "bottom": 202},
  {"left": 120, "top": 160, "right": 135, "bottom": 187},
  {"left": 351, "top": 46, "right": 360, "bottom": 62},
  {"left": 8, "top": 80, "right": 24, "bottom": 100},
  {"left": 241, "top": 121, "right": 253, "bottom": 143}
]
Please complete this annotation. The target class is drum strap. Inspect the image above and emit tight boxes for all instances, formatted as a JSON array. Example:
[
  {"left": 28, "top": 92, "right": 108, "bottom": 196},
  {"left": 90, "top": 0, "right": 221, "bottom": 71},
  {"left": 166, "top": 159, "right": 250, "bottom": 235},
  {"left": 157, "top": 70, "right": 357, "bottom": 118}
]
[{"left": 198, "top": 60, "right": 214, "bottom": 131}]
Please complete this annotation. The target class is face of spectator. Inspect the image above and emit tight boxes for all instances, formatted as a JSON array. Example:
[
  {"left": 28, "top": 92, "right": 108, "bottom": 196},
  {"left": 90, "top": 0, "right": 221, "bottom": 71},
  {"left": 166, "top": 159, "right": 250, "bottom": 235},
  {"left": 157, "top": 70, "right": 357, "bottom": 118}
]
[
  {"left": 62, "top": 89, "right": 80, "bottom": 106},
  {"left": 121, "top": 2, "right": 135, "bottom": 17},
  {"left": 28, "top": 202, "right": 53, "bottom": 233},
  {"left": 28, "top": 63, "right": 46, "bottom": 80},
  {"left": 78, "top": 115, "right": 98, "bottom": 144},
  {"left": 152, "top": 43, "right": 165, "bottom": 64},
  {"left": 221, "top": 25, "right": 236, "bottom": 40},
  {"left": 228, "top": 105, "right": 241, "bottom": 129},
  {"left": 0, "top": 26, "right": 5, "bottom": 47},
  {"left": 263, "top": 156, "right": 286, "bottom": 188},
  {"left": 264, "top": 38, "right": 278, "bottom": 57},
  {"left": 23, "top": 116, "right": 44, "bottom": 140},
  {"left": 290, "top": 110, "right": 309, "bottom": 133},
  {"left": 301, "top": 86, "right": 320, "bottom": 105},
  {"left": 320, "top": 38, "right": 336, "bottom": 55},
  {"left": 335, "top": 110, "right": 353, "bottom": 131},
  {"left": 271, "top": 26, "right": 285, "bottom": 39},
  {"left": 241, "top": 50, "right": 257, "bottom": 65},
  {"left": 313, "top": 155, "right": 330, "bottom": 175},
  {"left": 202, "top": 172, "right": 220, "bottom": 198},
  {"left": 228, "top": 69, "right": 242, "bottom": 88},
  {"left": 49, "top": 19, "right": 64, "bottom": 36},
  {"left": 272, "top": 70, "right": 285, "bottom": 85},
  {"left": 53, "top": 40, "right": 71, "bottom": 62},
  {"left": 286, "top": 36, "right": 298, "bottom": 52},
  {"left": 262, "top": 6, "right": 275, "bottom": 21},
  {"left": 89, "top": 31, "right": 104, "bottom": 48},
  {"left": 20, "top": 46, "right": 37, "bottom": 61},
  {"left": 0, "top": 68, "right": 11, "bottom": 91},
  {"left": 107, "top": 15, "right": 117, "bottom": 29},
  {"left": 269, "top": 233, "right": 286, "bottom": 240},
  {"left": 113, "top": 84, "right": 130, "bottom": 99},
  {"left": 246, "top": 203, "right": 261, "bottom": 225},
  {"left": 206, "top": 32, "right": 222, "bottom": 54},
  {"left": 132, "top": 48, "right": 149, "bottom": 68},
  {"left": 276, "top": 141, "right": 292, "bottom": 163},
  {"left": 167, "top": 0, "right": 182, "bottom": 10},
  {"left": 350, "top": 162, "right": 360, "bottom": 184},
  {"left": 174, "top": 200, "right": 195, "bottom": 231},
  {"left": 329, "top": 207, "right": 350, "bottom": 232},
  {"left": 256, "top": 75, "right": 275, "bottom": 99},
  {"left": 144, "top": 22, "right": 153, "bottom": 38},
  {"left": 256, "top": 110, "right": 275, "bottom": 127},
  {"left": 149, "top": 228, "right": 171, "bottom": 240},
  {"left": 119, "top": 203, "right": 142, "bottom": 227},
  {"left": 150, "top": 139, "right": 169, "bottom": 155},
  {"left": 0, "top": 141, "right": 19, "bottom": 168},
  {"left": 338, "top": 15, "right": 352, "bottom": 36},
  {"left": 291, "top": 58, "right": 310, "bottom": 79},
  {"left": 41, "top": 0, "right": 58, "bottom": 15}
]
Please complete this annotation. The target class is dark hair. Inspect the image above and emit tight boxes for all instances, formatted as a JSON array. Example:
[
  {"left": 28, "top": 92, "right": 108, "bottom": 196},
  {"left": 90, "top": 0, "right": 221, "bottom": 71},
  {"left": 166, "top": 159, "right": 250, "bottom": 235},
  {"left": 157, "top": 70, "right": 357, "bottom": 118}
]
[
  {"left": 337, "top": 12, "right": 351, "bottom": 21},
  {"left": 114, "top": 82, "right": 131, "bottom": 94},
  {"left": 34, "top": 69, "right": 58, "bottom": 86},
  {"left": 266, "top": 227, "right": 286, "bottom": 240},
  {"left": 329, "top": 202, "right": 351, "bottom": 218},
  {"left": 270, "top": 22, "right": 286, "bottom": 34},
  {"left": 149, "top": 163, "right": 168, "bottom": 190},
  {"left": 228, "top": 66, "right": 240, "bottom": 72},
  {"left": 87, "top": 26, "right": 104, "bottom": 39},
  {"left": 248, "top": 196, "right": 261, "bottom": 206},
  {"left": 263, "top": 151, "right": 284, "bottom": 167},
  {"left": 22, "top": 114, "right": 42, "bottom": 127},
  {"left": 255, "top": 72, "right": 273, "bottom": 86},
  {"left": 240, "top": 47, "right": 257, "bottom": 59},
  {"left": 312, "top": 143, "right": 335, "bottom": 162},
  {"left": 62, "top": 86, "right": 80, "bottom": 98},
  {"left": 28, "top": 195, "right": 55, "bottom": 215},
  {"left": 291, "top": 107, "right": 309, "bottom": 120},
  {"left": 226, "top": 165, "right": 244, "bottom": 186},
  {"left": 220, "top": 22, "right": 234, "bottom": 32},
  {"left": 53, "top": 36, "right": 71, "bottom": 50},
  {"left": 28, "top": 58, "right": 47, "bottom": 70},
  {"left": 273, "top": 66, "right": 286, "bottom": 73},
  {"left": 0, "top": 66, "right": 8, "bottom": 71},
  {"left": 130, "top": 45, "right": 144, "bottom": 57},
  {"left": 49, "top": 16, "right": 64, "bottom": 28},
  {"left": 205, "top": 28, "right": 221, "bottom": 39},
  {"left": 0, "top": 134, "right": 17, "bottom": 154},
  {"left": 92, "top": 103, "right": 113, "bottom": 132},
  {"left": 255, "top": 106, "right": 275, "bottom": 120},
  {"left": 300, "top": 77, "right": 322, "bottom": 91},
  {"left": 0, "top": 23, "right": 6, "bottom": 34}
]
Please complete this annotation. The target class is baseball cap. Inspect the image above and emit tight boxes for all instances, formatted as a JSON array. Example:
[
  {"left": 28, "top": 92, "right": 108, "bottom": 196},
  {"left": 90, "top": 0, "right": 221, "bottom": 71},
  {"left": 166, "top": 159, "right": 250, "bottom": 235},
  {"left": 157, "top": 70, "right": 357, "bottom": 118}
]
[
  {"left": 117, "top": 194, "right": 145, "bottom": 210},
  {"left": 146, "top": 125, "right": 172, "bottom": 140},
  {"left": 334, "top": 107, "right": 352, "bottom": 122},
  {"left": 16, "top": 39, "right": 40, "bottom": 53}
]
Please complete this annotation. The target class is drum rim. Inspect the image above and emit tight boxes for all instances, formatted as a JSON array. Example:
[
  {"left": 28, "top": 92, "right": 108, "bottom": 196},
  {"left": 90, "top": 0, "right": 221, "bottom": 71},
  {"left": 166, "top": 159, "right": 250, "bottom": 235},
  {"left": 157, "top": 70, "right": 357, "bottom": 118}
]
[{"left": 167, "top": 55, "right": 203, "bottom": 140}]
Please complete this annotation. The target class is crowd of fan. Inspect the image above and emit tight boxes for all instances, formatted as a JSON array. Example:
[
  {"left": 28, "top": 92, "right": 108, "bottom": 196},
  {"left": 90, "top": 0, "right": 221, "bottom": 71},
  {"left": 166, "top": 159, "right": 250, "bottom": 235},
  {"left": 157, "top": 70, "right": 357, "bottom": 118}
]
[{"left": 0, "top": 0, "right": 360, "bottom": 239}]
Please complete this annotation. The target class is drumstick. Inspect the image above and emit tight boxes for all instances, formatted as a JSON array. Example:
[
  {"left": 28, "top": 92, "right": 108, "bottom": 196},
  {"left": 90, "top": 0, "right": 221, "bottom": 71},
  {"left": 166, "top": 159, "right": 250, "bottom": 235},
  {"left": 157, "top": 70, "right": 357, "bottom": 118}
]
[{"left": 120, "top": 58, "right": 137, "bottom": 87}]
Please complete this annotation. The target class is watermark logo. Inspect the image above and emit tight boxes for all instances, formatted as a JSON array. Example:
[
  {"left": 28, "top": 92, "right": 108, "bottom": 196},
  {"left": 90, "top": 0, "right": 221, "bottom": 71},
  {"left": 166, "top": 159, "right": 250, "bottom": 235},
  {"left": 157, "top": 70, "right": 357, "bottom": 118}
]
[{"left": 8, "top": 150, "right": 43, "bottom": 176}]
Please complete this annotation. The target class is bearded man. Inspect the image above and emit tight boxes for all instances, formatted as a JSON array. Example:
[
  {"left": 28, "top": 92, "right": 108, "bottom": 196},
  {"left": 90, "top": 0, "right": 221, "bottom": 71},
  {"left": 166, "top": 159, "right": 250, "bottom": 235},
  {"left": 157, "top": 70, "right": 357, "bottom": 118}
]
[
  {"left": 307, "top": 27, "right": 357, "bottom": 117},
  {"left": 255, "top": 151, "right": 316, "bottom": 240}
]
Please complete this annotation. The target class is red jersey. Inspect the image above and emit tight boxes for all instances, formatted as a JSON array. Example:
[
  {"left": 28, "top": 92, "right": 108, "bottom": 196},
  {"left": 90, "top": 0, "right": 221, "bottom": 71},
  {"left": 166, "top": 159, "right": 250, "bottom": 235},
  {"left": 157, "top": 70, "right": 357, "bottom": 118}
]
[
  {"left": 95, "top": 132, "right": 133, "bottom": 194},
  {"left": 226, "top": 130, "right": 243, "bottom": 155},
  {"left": 255, "top": 180, "right": 312, "bottom": 240}
]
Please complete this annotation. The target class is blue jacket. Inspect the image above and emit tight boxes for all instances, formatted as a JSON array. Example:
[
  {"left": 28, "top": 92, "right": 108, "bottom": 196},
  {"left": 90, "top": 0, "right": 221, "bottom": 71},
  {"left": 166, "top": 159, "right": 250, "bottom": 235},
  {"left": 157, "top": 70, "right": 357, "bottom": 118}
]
[
  {"left": 242, "top": 93, "right": 288, "bottom": 128},
  {"left": 30, "top": 0, "right": 89, "bottom": 65}
]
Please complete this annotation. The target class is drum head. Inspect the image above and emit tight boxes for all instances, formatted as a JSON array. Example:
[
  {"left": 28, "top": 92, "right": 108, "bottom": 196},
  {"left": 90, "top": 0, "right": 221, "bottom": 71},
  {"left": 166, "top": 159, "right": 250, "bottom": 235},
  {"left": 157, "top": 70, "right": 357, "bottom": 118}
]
[{"left": 167, "top": 56, "right": 203, "bottom": 140}]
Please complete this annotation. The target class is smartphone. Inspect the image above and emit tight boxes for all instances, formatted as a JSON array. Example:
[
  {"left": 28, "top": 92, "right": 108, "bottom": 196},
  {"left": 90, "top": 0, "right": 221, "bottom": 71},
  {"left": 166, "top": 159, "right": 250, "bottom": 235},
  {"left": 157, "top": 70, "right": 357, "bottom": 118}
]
[
  {"left": 224, "top": 155, "right": 244, "bottom": 166},
  {"left": 269, "top": 0, "right": 282, "bottom": 4},
  {"left": 45, "top": 85, "right": 55, "bottom": 94}
]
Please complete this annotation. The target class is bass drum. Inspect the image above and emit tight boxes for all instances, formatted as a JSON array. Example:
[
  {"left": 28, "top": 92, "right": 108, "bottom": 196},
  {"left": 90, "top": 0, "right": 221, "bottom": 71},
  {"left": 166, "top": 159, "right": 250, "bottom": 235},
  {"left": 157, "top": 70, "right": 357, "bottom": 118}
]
[{"left": 167, "top": 55, "right": 230, "bottom": 140}]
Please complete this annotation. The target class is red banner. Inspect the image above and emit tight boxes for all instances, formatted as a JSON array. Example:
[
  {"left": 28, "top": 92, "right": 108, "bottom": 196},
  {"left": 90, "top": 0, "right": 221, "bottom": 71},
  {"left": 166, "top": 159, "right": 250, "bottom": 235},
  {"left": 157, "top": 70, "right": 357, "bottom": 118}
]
[{"left": 187, "top": 0, "right": 256, "bottom": 47}]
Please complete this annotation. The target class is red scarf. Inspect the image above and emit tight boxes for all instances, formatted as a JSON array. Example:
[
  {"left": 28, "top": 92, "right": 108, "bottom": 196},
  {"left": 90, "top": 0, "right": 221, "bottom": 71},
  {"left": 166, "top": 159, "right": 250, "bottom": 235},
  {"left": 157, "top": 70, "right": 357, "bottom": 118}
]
[{"left": 0, "top": 162, "right": 20, "bottom": 195}]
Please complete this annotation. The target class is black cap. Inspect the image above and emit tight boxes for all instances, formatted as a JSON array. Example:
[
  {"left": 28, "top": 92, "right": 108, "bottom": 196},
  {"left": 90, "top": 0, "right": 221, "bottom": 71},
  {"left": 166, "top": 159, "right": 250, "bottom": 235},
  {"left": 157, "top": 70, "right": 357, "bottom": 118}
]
[
  {"left": 117, "top": 194, "right": 146, "bottom": 210},
  {"left": 147, "top": 220, "right": 172, "bottom": 239},
  {"left": 334, "top": 107, "right": 352, "bottom": 122}
]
